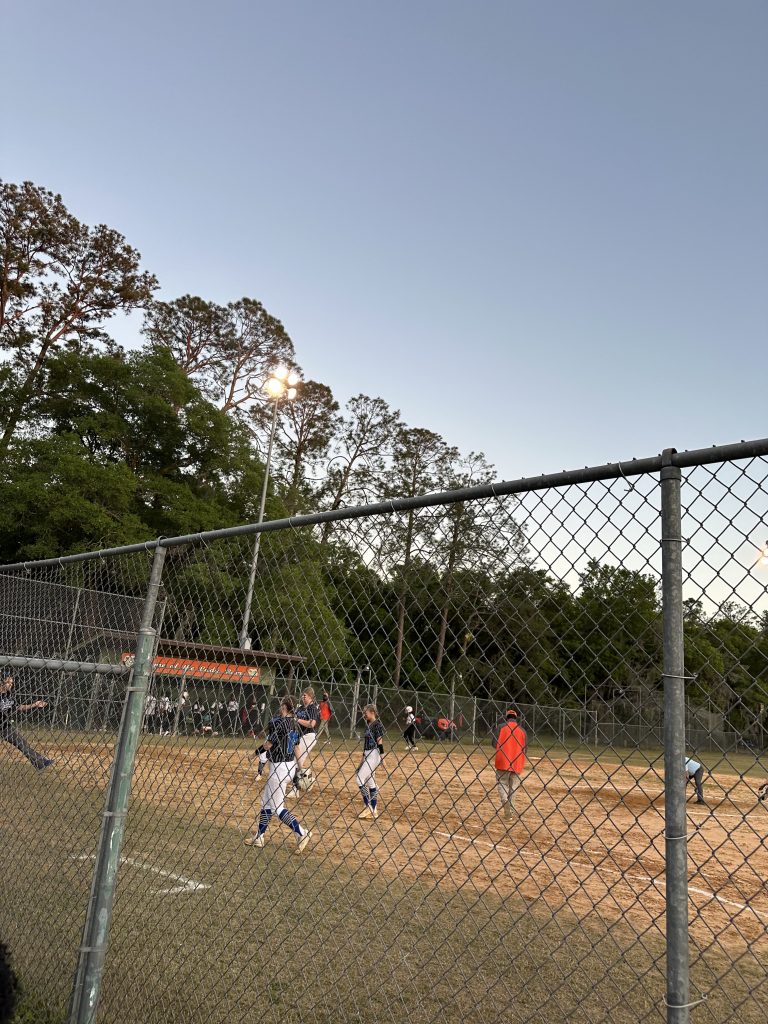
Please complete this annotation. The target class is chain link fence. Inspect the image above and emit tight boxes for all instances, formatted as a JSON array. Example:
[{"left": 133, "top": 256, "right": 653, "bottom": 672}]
[{"left": 0, "top": 439, "right": 766, "bottom": 1024}]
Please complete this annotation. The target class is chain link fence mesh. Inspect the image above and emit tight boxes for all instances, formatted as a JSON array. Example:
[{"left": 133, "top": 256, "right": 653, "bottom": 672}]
[{"left": 0, "top": 444, "right": 765, "bottom": 1024}]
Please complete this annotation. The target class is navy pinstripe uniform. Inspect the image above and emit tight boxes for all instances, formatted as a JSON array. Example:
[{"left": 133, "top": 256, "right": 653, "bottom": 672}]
[
  {"left": 296, "top": 702, "right": 320, "bottom": 763},
  {"left": 246, "top": 712, "right": 311, "bottom": 849},
  {"left": 357, "top": 718, "right": 384, "bottom": 818},
  {"left": 0, "top": 681, "right": 52, "bottom": 771}
]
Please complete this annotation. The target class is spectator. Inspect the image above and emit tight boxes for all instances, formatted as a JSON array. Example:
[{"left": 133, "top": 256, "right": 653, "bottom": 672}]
[
  {"left": 227, "top": 697, "right": 240, "bottom": 735},
  {"left": 158, "top": 695, "right": 172, "bottom": 736},
  {"left": 144, "top": 693, "right": 157, "bottom": 733}
]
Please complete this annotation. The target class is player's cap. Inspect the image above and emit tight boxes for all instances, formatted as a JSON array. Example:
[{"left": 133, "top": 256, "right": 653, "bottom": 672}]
[
  {"left": 405, "top": 705, "right": 413, "bottom": 713},
  {"left": 505, "top": 709, "right": 518, "bottom": 718}
]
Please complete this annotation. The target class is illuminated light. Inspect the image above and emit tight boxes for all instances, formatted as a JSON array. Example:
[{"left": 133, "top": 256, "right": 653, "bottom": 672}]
[
  {"left": 264, "top": 377, "right": 284, "bottom": 397},
  {"left": 287, "top": 371, "right": 300, "bottom": 386},
  {"left": 287, "top": 387, "right": 297, "bottom": 400},
  {"left": 761, "top": 541, "right": 768, "bottom": 565},
  {"left": 273, "top": 365, "right": 289, "bottom": 381}
]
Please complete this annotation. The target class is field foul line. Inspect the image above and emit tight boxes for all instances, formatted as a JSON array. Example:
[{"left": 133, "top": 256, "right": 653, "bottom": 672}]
[
  {"left": 72, "top": 854, "right": 209, "bottom": 896},
  {"left": 431, "top": 830, "right": 768, "bottom": 923}
]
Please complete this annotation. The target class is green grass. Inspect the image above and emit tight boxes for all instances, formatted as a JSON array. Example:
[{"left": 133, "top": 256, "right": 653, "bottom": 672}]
[{"left": 1, "top": 744, "right": 765, "bottom": 1024}]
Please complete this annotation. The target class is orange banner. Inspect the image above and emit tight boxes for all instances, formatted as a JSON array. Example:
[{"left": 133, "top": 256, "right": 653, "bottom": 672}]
[{"left": 121, "top": 654, "right": 261, "bottom": 684}]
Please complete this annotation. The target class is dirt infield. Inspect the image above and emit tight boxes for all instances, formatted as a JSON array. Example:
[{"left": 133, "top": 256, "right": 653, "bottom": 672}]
[
  {"left": 2, "top": 733, "right": 766, "bottom": 1024},
  {"left": 99, "top": 736, "right": 768, "bottom": 952}
]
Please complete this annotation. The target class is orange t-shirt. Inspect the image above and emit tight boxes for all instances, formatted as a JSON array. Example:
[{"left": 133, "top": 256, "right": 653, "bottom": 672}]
[
  {"left": 495, "top": 723, "right": 526, "bottom": 773},
  {"left": 320, "top": 701, "right": 332, "bottom": 721}
]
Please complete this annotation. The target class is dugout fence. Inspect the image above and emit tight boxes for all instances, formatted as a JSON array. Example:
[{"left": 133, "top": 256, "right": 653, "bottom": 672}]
[{"left": 0, "top": 438, "right": 767, "bottom": 1024}]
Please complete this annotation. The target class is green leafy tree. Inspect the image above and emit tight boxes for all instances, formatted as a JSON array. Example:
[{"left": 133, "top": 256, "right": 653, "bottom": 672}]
[
  {"left": 143, "top": 294, "right": 296, "bottom": 417},
  {"left": 0, "top": 180, "right": 157, "bottom": 455},
  {"left": 322, "top": 394, "right": 401, "bottom": 523},
  {"left": 253, "top": 380, "right": 340, "bottom": 514},
  {"left": 383, "top": 426, "right": 456, "bottom": 687},
  {"left": 0, "top": 347, "right": 261, "bottom": 560},
  {"left": 564, "top": 560, "right": 662, "bottom": 703}
]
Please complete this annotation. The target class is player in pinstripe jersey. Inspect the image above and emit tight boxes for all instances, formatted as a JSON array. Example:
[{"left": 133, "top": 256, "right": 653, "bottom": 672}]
[
  {"left": 244, "top": 696, "right": 312, "bottom": 851},
  {"left": 356, "top": 704, "right": 384, "bottom": 820},
  {"left": 286, "top": 686, "right": 320, "bottom": 799}
]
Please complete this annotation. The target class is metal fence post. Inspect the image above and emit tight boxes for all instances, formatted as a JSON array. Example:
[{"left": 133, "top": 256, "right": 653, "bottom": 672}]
[
  {"left": 68, "top": 545, "right": 167, "bottom": 1024},
  {"left": 660, "top": 450, "right": 690, "bottom": 1024},
  {"left": 53, "top": 587, "right": 82, "bottom": 725},
  {"left": 349, "top": 668, "right": 361, "bottom": 739}
]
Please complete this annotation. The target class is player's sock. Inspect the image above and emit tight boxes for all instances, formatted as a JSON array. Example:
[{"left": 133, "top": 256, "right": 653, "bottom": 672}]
[
  {"left": 369, "top": 787, "right": 378, "bottom": 810},
  {"left": 279, "top": 808, "right": 303, "bottom": 835},
  {"left": 359, "top": 785, "right": 370, "bottom": 807},
  {"left": 257, "top": 809, "right": 272, "bottom": 837}
]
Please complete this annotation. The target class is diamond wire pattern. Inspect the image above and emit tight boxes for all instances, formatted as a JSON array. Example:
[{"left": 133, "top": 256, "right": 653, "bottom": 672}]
[
  {"left": 0, "top": 459, "right": 765, "bottom": 1024},
  {"left": 677, "top": 457, "right": 768, "bottom": 1024},
  {"left": 0, "top": 552, "right": 155, "bottom": 1020}
]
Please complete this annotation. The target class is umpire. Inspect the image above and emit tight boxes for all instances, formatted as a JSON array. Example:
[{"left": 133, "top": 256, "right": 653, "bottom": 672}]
[
  {"left": 0, "top": 675, "right": 54, "bottom": 771},
  {"left": 684, "top": 755, "right": 706, "bottom": 804}
]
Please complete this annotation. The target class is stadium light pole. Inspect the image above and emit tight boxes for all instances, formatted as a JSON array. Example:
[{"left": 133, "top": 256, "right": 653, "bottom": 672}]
[{"left": 238, "top": 367, "right": 299, "bottom": 649}]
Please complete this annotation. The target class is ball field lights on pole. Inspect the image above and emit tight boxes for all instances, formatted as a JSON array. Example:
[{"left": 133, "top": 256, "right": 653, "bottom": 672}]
[{"left": 238, "top": 367, "right": 300, "bottom": 650}]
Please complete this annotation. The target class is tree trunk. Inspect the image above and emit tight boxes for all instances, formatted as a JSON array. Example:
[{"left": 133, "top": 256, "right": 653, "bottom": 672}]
[{"left": 0, "top": 338, "right": 52, "bottom": 456}]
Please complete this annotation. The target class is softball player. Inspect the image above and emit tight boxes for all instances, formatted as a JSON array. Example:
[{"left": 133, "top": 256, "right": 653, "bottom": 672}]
[
  {"left": 357, "top": 704, "right": 384, "bottom": 820},
  {"left": 285, "top": 687, "right": 320, "bottom": 798},
  {"left": 295, "top": 687, "right": 320, "bottom": 767},
  {"left": 244, "top": 696, "right": 311, "bottom": 851},
  {"left": 403, "top": 706, "right": 417, "bottom": 750},
  {"left": 0, "top": 675, "right": 53, "bottom": 771}
]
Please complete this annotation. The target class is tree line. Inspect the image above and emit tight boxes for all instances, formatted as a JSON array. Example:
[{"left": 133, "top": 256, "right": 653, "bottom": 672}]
[{"left": 1, "top": 180, "right": 765, "bottom": 729}]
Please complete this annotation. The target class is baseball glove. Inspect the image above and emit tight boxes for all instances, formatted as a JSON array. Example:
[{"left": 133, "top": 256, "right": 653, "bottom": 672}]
[
  {"left": 294, "top": 768, "right": 316, "bottom": 794},
  {"left": 757, "top": 781, "right": 768, "bottom": 804}
]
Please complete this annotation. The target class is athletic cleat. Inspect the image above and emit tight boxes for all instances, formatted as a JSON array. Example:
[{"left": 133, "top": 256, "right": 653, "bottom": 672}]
[
  {"left": 371, "top": 808, "right": 379, "bottom": 820},
  {"left": 503, "top": 805, "right": 514, "bottom": 821},
  {"left": 412, "top": 746, "right": 418, "bottom": 751},
  {"left": 36, "top": 758, "right": 54, "bottom": 771},
  {"left": 358, "top": 807, "right": 373, "bottom": 819},
  {"left": 296, "top": 830, "right": 312, "bottom": 853},
  {"left": 244, "top": 834, "right": 265, "bottom": 848}
]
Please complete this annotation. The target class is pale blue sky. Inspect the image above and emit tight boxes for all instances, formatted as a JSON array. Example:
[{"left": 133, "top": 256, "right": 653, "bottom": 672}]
[{"left": 2, "top": 1, "right": 766, "bottom": 480}]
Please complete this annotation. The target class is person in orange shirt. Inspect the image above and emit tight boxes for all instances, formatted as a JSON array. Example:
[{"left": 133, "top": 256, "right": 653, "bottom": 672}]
[
  {"left": 494, "top": 709, "right": 526, "bottom": 820},
  {"left": 316, "top": 691, "right": 333, "bottom": 742}
]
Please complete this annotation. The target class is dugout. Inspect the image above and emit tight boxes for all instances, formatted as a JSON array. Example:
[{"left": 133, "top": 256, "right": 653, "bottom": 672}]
[
  {"left": 43, "top": 636, "right": 303, "bottom": 733},
  {"left": 131, "top": 639, "right": 305, "bottom": 735}
]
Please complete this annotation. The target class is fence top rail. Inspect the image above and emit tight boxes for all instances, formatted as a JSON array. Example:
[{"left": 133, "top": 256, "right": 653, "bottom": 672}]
[{"left": 2, "top": 435, "right": 767, "bottom": 571}]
